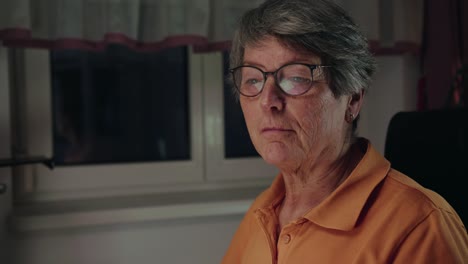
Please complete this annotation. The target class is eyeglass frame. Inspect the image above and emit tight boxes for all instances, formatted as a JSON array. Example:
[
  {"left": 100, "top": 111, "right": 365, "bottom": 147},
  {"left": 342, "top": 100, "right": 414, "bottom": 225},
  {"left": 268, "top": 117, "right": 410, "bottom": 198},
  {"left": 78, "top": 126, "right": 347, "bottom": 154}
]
[{"left": 229, "top": 63, "right": 332, "bottom": 97}]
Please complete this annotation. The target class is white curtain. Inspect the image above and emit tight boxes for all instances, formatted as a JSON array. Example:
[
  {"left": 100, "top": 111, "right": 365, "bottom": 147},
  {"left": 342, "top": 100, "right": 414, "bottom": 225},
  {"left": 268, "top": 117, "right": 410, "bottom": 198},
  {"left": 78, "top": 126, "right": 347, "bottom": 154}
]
[
  {"left": 0, "top": 0, "right": 422, "bottom": 52},
  {"left": 0, "top": 0, "right": 263, "bottom": 51}
]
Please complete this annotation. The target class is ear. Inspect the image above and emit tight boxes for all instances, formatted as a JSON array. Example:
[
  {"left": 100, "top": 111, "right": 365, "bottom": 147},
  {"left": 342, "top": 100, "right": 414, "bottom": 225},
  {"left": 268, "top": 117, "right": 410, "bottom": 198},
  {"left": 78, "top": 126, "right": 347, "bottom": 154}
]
[{"left": 347, "top": 89, "right": 365, "bottom": 120}]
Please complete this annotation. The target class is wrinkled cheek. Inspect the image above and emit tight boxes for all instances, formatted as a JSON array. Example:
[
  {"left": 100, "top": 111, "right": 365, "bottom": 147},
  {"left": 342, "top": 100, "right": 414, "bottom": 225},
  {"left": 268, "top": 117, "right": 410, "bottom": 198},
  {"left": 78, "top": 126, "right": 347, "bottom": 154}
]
[
  {"left": 243, "top": 117, "right": 261, "bottom": 151},
  {"left": 240, "top": 104, "right": 256, "bottom": 139},
  {"left": 299, "top": 112, "right": 322, "bottom": 140}
]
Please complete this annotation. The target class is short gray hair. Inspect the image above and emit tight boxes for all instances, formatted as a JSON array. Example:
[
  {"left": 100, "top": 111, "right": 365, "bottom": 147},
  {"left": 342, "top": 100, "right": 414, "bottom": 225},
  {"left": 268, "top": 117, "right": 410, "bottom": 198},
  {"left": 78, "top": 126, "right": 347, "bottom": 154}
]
[{"left": 229, "top": 0, "right": 377, "bottom": 98}]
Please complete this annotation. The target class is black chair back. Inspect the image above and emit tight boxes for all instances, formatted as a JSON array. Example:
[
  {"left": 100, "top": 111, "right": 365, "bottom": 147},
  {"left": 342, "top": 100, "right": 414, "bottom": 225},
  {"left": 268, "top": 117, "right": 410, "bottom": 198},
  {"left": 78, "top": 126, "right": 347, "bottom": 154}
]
[{"left": 384, "top": 108, "right": 468, "bottom": 225}]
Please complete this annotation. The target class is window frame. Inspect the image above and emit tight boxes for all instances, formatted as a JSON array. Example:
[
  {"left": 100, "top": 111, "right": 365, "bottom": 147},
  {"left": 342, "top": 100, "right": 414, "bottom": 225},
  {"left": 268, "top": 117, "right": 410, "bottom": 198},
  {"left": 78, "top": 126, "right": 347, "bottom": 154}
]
[
  {"left": 12, "top": 47, "right": 276, "bottom": 203},
  {"left": 202, "top": 52, "right": 278, "bottom": 182}
]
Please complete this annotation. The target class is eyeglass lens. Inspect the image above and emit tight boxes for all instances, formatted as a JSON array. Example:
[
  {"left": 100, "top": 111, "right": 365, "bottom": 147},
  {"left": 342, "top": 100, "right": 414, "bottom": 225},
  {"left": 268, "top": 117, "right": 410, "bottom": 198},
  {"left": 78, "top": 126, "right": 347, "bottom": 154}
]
[{"left": 232, "top": 64, "right": 323, "bottom": 96}]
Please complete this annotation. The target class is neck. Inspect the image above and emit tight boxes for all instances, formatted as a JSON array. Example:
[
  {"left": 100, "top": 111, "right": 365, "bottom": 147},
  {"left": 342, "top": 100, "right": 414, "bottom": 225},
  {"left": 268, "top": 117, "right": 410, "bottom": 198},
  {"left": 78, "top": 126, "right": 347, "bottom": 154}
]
[{"left": 278, "top": 140, "right": 360, "bottom": 227}]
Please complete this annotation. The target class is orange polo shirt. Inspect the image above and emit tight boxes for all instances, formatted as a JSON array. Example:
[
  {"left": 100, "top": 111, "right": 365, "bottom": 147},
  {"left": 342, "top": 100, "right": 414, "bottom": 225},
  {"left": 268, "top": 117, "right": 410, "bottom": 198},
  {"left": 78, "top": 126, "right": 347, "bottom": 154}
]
[{"left": 222, "top": 138, "right": 468, "bottom": 263}]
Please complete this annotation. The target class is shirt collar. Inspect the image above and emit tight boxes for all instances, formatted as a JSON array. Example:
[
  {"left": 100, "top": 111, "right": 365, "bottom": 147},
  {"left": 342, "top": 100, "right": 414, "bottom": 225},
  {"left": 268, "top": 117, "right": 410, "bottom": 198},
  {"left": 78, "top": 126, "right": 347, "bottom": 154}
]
[{"left": 256, "top": 138, "right": 391, "bottom": 231}]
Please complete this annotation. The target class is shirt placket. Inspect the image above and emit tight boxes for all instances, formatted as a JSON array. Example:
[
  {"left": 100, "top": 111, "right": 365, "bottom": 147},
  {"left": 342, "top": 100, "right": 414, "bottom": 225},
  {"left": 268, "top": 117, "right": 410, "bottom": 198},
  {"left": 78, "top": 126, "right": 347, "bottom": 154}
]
[
  {"left": 277, "top": 218, "right": 307, "bottom": 264},
  {"left": 254, "top": 208, "right": 281, "bottom": 264}
]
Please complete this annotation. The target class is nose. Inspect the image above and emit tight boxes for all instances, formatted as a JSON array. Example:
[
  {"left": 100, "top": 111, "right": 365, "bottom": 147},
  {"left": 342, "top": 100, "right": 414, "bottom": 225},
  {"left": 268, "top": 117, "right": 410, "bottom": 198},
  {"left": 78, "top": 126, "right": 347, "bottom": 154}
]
[{"left": 260, "top": 75, "right": 285, "bottom": 112}]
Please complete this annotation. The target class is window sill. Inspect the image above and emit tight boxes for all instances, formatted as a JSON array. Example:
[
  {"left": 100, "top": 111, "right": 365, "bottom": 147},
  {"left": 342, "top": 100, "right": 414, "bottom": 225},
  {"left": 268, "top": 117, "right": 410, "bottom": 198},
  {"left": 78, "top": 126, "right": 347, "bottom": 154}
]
[{"left": 10, "top": 186, "right": 264, "bottom": 233}]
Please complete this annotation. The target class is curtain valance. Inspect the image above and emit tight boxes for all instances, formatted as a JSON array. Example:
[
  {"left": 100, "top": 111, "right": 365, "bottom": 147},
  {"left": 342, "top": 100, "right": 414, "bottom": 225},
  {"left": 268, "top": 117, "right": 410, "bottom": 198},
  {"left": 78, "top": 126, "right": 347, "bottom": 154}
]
[
  {"left": 0, "top": 0, "right": 422, "bottom": 53},
  {"left": 0, "top": 0, "right": 263, "bottom": 52}
]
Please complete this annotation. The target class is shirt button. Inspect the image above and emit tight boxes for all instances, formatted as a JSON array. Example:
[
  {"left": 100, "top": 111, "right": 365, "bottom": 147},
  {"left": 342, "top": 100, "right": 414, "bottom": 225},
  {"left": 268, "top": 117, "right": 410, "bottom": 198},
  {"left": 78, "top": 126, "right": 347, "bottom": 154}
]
[{"left": 283, "top": 234, "right": 291, "bottom": 244}]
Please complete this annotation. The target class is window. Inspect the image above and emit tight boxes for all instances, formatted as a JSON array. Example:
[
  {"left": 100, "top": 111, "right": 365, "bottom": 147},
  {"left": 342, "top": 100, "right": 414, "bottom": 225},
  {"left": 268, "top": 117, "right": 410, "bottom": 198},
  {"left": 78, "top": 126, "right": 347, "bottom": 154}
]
[
  {"left": 51, "top": 45, "right": 190, "bottom": 165},
  {"left": 12, "top": 47, "right": 277, "bottom": 202}
]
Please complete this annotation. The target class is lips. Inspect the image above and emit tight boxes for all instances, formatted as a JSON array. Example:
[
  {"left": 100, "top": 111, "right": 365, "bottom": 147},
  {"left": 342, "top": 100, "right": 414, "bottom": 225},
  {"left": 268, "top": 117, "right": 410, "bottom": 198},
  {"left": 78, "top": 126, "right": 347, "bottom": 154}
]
[
  {"left": 261, "top": 127, "right": 295, "bottom": 138},
  {"left": 261, "top": 127, "right": 292, "bottom": 132},
  {"left": 260, "top": 127, "right": 294, "bottom": 141}
]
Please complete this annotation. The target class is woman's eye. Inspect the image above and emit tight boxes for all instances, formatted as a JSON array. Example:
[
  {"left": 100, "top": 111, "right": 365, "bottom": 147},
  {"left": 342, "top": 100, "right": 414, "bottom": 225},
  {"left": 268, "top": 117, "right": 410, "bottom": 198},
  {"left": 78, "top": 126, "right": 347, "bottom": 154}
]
[
  {"left": 245, "top": 78, "right": 261, "bottom": 85},
  {"left": 289, "top": 76, "right": 311, "bottom": 83}
]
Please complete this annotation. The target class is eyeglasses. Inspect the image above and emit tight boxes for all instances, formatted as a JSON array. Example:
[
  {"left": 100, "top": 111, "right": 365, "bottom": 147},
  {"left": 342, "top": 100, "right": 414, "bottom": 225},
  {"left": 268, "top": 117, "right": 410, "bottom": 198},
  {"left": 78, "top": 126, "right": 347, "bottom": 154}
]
[{"left": 230, "top": 63, "right": 331, "bottom": 97}]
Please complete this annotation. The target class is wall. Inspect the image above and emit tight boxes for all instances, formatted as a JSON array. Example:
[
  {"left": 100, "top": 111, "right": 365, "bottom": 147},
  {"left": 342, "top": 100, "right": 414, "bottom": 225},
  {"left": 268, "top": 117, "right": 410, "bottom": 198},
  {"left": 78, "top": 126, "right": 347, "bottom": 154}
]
[
  {"left": 11, "top": 215, "right": 243, "bottom": 264},
  {"left": 359, "top": 54, "right": 419, "bottom": 153}
]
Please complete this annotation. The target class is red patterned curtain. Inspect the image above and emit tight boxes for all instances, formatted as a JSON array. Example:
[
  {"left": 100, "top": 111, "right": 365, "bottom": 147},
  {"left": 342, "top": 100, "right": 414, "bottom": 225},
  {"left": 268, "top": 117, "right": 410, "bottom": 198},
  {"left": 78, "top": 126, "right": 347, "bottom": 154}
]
[{"left": 419, "top": 0, "right": 467, "bottom": 109}]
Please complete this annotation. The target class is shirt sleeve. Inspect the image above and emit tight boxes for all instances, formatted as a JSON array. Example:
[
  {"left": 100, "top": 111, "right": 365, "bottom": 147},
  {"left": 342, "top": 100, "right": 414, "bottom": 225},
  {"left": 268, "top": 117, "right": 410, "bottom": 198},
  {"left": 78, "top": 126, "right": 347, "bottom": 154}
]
[{"left": 392, "top": 208, "right": 468, "bottom": 263}]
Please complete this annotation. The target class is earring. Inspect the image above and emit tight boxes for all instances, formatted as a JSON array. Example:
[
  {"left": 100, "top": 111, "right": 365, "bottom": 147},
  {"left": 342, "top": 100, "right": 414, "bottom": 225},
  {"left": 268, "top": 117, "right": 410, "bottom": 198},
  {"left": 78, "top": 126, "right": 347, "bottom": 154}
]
[{"left": 346, "top": 111, "right": 354, "bottom": 123}]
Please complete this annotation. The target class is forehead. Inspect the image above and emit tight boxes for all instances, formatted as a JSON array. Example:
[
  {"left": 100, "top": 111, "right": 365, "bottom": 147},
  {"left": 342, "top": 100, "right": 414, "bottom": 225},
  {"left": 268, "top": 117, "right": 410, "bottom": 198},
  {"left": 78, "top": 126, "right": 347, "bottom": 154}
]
[{"left": 243, "top": 37, "right": 321, "bottom": 67}]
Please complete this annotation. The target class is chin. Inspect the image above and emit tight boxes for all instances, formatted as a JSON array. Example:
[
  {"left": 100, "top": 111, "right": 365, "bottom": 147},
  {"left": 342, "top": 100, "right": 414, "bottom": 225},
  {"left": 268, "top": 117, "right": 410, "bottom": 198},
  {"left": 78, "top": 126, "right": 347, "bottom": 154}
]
[{"left": 260, "top": 145, "right": 291, "bottom": 166}]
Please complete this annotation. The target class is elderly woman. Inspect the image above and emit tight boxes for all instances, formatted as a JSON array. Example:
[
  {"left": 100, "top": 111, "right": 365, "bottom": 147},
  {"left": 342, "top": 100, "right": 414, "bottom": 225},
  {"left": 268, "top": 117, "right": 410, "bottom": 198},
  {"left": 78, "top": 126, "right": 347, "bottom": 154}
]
[{"left": 221, "top": 0, "right": 468, "bottom": 263}]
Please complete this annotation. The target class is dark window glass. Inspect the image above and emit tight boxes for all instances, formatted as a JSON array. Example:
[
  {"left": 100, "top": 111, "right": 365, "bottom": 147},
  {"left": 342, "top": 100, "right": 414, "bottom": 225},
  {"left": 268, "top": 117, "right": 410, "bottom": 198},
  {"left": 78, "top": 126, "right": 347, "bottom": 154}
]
[
  {"left": 51, "top": 45, "right": 190, "bottom": 165},
  {"left": 223, "top": 52, "right": 259, "bottom": 158}
]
